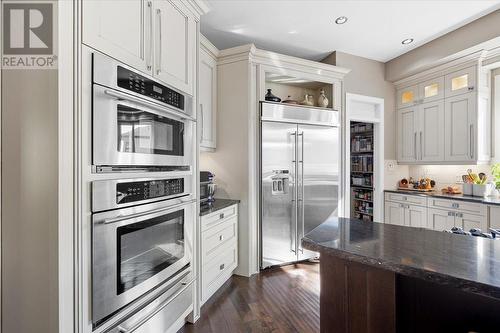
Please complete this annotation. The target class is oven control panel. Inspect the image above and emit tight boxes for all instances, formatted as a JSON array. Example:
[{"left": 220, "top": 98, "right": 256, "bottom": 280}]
[
  {"left": 116, "top": 178, "right": 184, "bottom": 204},
  {"left": 117, "top": 66, "right": 185, "bottom": 110}
]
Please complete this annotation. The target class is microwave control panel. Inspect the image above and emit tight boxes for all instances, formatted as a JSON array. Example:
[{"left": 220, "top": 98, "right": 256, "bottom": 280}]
[
  {"left": 116, "top": 66, "right": 185, "bottom": 111},
  {"left": 116, "top": 178, "right": 184, "bottom": 204}
]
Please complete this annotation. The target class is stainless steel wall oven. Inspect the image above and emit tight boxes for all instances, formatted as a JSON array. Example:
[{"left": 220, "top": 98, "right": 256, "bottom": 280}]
[
  {"left": 91, "top": 176, "right": 195, "bottom": 326},
  {"left": 92, "top": 53, "right": 194, "bottom": 172}
]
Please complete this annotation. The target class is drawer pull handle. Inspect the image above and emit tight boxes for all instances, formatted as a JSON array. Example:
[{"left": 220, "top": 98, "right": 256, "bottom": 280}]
[
  {"left": 219, "top": 235, "right": 224, "bottom": 241},
  {"left": 220, "top": 213, "right": 225, "bottom": 219},
  {"left": 219, "top": 264, "right": 225, "bottom": 270},
  {"left": 403, "top": 197, "right": 407, "bottom": 201}
]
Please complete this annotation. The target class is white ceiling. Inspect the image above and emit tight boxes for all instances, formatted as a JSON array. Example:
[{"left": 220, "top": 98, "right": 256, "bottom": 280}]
[{"left": 201, "top": 0, "right": 500, "bottom": 62}]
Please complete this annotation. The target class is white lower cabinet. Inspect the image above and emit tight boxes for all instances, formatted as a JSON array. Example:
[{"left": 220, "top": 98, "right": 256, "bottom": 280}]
[
  {"left": 200, "top": 204, "right": 238, "bottom": 305},
  {"left": 427, "top": 208, "right": 455, "bottom": 231},
  {"left": 385, "top": 192, "right": 489, "bottom": 231},
  {"left": 384, "top": 193, "right": 427, "bottom": 228},
  {"left": 490, "top": 206, "right": 500, "bottom": 229}
]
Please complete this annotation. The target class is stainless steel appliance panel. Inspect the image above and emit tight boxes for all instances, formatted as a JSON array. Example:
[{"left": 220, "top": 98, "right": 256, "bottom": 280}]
[
  {"left": 261, "top": 121, "right": 298, "bottom": 268},
  {"left": 93, "top": 52, "right": 193, "bottom": 117},
  {"left": 297, "top": 124, "right": 339, "bottom": 260},
  {"left": 93, "top": 84, "right": 194, "bottom": 167},
  {"left": 92, "top": 198, "right": 195, "bottom": 324},
  {"left": 92, "top": 175, "right": 192, "bottom": 212}
]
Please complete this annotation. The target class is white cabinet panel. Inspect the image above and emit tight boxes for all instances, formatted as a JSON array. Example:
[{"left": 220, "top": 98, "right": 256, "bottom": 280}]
[
  {"left": 153, "top": 0, "right": 195, "bottom": 95},
  {"left": 384, "top": 202, "right": 405, "bottom": 226},
  {"left": 490, "top": 206, "right": 500, "bottom": 229},
  {"left": 397, "top": 106, "right": 418, "bottom": 162},
  {"left": 397, "top": 84, "right": 418, "bottom": 108},
  {"left": 199, "top": 47, "right": 217, "bottom": 149},
  {"left": 444, "top": 93, "right": 476, "bottom": 162},
  {"left": 445, "top": 66, "right": 476, "bottom": 98},
  {"left": 455, "top": 212, "right": 487, "bottom": 231},
  {"left": 419, "top": 76, "right": 444, "bottom": 103},
  {"left": 83, "top": 0, "right": 150, "bottom": 73},
  {"left": 406, "top": 204, "right": 427, "bottom": 228},
  {"left": 427, "top": 208, "right": 455, "bottom": 231},
  {"left": 419, "top": 100, "right": 445, "bottom": 162}
]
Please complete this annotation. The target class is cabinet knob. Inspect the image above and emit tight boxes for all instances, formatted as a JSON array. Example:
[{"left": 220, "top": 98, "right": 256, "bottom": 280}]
[
  {"left": 468, "top": 86, "right": 474, "bottom": 91},
  {"left": 219, "top": 213, "right": 225, "bottom": 219},
  {"left": 219, "top": 235, "right": 224, "bottom": 241},
  {"left": 219, "top": 264, "right": 225, "bottom": 270}
]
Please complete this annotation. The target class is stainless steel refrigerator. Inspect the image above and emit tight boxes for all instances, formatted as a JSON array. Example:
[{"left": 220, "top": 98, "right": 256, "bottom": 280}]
[{"left": 260, "top": 102, "right": 340, "bottom": 269}]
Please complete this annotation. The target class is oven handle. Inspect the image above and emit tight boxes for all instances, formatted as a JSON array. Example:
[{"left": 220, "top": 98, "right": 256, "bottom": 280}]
[
  {"left": 103, "top": 89, "right": 195, "bottom": 122},
  {"left": 103, "top": 197, "right": 195, "bottom": 225}
]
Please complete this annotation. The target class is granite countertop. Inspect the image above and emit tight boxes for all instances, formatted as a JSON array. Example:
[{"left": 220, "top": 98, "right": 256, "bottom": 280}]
[
  {"left": 200, "top": 198, "right": 240, "bottom": 216},
  {"left": 302, "top": 217, "right": 500, "bottom": 299},
  {"left": 385, "top": 189, "right": 500, "bottom": 206}
]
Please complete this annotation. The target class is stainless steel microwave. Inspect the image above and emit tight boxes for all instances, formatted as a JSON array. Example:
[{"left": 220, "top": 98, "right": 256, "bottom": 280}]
[{"left": 92, "top": 53, "right": 194, "bottom": 172}]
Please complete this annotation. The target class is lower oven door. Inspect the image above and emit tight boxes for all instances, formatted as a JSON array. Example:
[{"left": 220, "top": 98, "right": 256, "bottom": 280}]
[
  {"left": 92, "top": 84, "right": 194, "bottom": 168},
  {"left": 92, "top": 198, "right": 195, "bottom": 325}
]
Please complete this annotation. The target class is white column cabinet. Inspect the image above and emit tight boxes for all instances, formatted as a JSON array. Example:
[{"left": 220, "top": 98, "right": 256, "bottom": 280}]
[
  {"left": 395, "top": 62, "right": 490, "bottom": 165},
  {"left": 199, "top": 36, "right": 218, "bottom": 150},
  {"left": 397, "top": 106, "right": 418, "bottom": 162},
  {"left": 83, "top": 0, "right": 150, "bottom": 73},
  {"left": 419, "top": 100, "right": 445, "bottom": 162},
  {"left": 82, "top": 0, "right": 197, "bottom": 95},
  {"left": 444, "top": 92, "right": 476, "bottom": 162},
  {"left": 153, "top": 0, "right": 196, "bottom": 95}
]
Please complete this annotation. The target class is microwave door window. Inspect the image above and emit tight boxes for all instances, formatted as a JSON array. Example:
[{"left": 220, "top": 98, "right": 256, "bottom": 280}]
[
  {"left": 117, "top": 210, "right": 185, "bottom": 294},
  {"left": 117, "top": 105, "right": 184, "bottom": 156}
]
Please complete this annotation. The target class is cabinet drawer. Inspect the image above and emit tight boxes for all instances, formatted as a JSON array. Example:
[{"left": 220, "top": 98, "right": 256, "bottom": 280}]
[
  {"left": 201, "top": 242, "right": 237, "bottom": 303},
  {"left": 201, "top": 204, "right": 237, "bottom": 231},
  {"left": 385, "top": 192, "right": 427, "bottom": 206},
  {"left": 202, "top": 216, "right": 237, "bottom": 262},
  {"left": 428, "top": 198, "right": 486, "bottom": 216}
]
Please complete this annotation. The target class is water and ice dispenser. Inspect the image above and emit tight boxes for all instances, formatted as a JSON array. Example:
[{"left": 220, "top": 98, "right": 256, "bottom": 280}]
[{"left": 271, "top": 170, "right": 290, "bottom": 195}]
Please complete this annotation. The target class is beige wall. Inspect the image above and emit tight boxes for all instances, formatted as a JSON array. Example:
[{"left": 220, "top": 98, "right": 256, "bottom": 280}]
[
  {"left": 2, "top": 70, "right": 59, "bottom": 333},
  {"left": 322, "top": 51, "right": 397, "bottom": 160},
  {"left": 386, "top": 9, "right": 500, "bottom": 82},
  {"left": 200, "top": 60, "right": 252, "bottom": 276}
]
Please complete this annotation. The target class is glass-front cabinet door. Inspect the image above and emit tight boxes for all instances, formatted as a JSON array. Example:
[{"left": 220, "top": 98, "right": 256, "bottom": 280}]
[
  {"left": 445, "top": 66, "right": 476, "bottom": 98},
  {"left": 418, "top": 76, "right": 444, "bottom": 103},
  {"left": 397, "top": 84, "right": 418, "bottom": 108}
]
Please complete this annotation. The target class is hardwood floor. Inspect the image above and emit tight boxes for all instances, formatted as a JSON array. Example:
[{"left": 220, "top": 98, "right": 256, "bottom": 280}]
[{"left": 179, "top": 262, "right": 320, "bottom": 333}]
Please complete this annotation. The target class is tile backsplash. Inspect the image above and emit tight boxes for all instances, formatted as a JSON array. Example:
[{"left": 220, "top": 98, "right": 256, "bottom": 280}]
[{"left": 408, "top": 164, "right": 493, "bottom": 189}]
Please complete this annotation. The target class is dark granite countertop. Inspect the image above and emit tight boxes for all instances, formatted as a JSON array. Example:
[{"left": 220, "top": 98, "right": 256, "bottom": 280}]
[
  {"left": 303, "top": 217, "right": 500, "bottom": 299},
  {"left": 200, "top": 198, "right": 240, "bottom": 216},
  {"left": 385, "top": 189, "right": 500, "bottom": 206}
]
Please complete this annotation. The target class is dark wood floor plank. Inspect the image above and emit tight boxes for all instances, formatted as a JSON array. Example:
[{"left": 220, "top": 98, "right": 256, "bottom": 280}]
[{"left": 179, "top": 262, "right": 319, "bottom": 333}]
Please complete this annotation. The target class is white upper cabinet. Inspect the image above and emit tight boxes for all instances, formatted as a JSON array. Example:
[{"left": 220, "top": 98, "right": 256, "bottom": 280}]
[
  {"left": 83, "top": 0, "right": 150, "bottom": 73},
  {"left": 199, "top": 36, "right": 218, "bottom": 150},
  {"left": 444, "top": 93, "right": 476, "bottom": 162},
  {"left": 418, "top": 76, "right": 444, "bottom": 103},
  {"left": 153, "top": 0, "right": 196, "bottom": 95},
  {"left": 395, "top": 62, "right": 490, "bottom": 165},
  {"left": 397, "top": 106, "right": 418, "bottom": 162},
  {"left": 419, "top": 100, "right": 445, "bottom": 162},
  {"left": 83, "top": 0, "right": 198, "bottom": 95},
  {"left": 397, "top": 84, "right": 418, "bottom": 108},
  {"left": 445, "top": 66, "right": 476, "bottom": 98}
]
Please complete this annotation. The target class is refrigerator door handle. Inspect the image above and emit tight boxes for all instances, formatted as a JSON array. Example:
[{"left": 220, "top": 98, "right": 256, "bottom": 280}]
[
  {"left": 290, "top": 131, "right": 298, "bottom": 254},
  {"left": 298, "top": 132, "right": 304, "bottom": 253}
]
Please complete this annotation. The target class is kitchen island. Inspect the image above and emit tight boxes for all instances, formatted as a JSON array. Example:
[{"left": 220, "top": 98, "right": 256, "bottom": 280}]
[{"left": 302, "top": 217, "right": 500, "bottom": 333}]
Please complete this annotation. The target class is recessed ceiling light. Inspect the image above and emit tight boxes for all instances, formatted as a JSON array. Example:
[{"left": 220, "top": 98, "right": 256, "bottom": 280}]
[
  {"left": 402, "top": 38, "right": 414, "bottom": 45},
  {"left": 335, "top": 16, "right": 348, "bottom": 25}
]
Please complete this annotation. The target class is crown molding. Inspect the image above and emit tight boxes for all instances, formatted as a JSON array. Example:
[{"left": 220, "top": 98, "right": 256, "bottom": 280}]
[
  {"left": 200, "top": 34, "right": 219, "bottom": 59},
  {"left": 186, "top": 0, "right": 210, "bottom": 17},
  {"left": 217, "top": 44, "right": 350, "bottom": 80}
]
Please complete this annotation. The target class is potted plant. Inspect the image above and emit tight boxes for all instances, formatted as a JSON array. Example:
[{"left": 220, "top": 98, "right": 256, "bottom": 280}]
[{"left": 491, "top": 163, "right": 500, "bottom": 197}]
